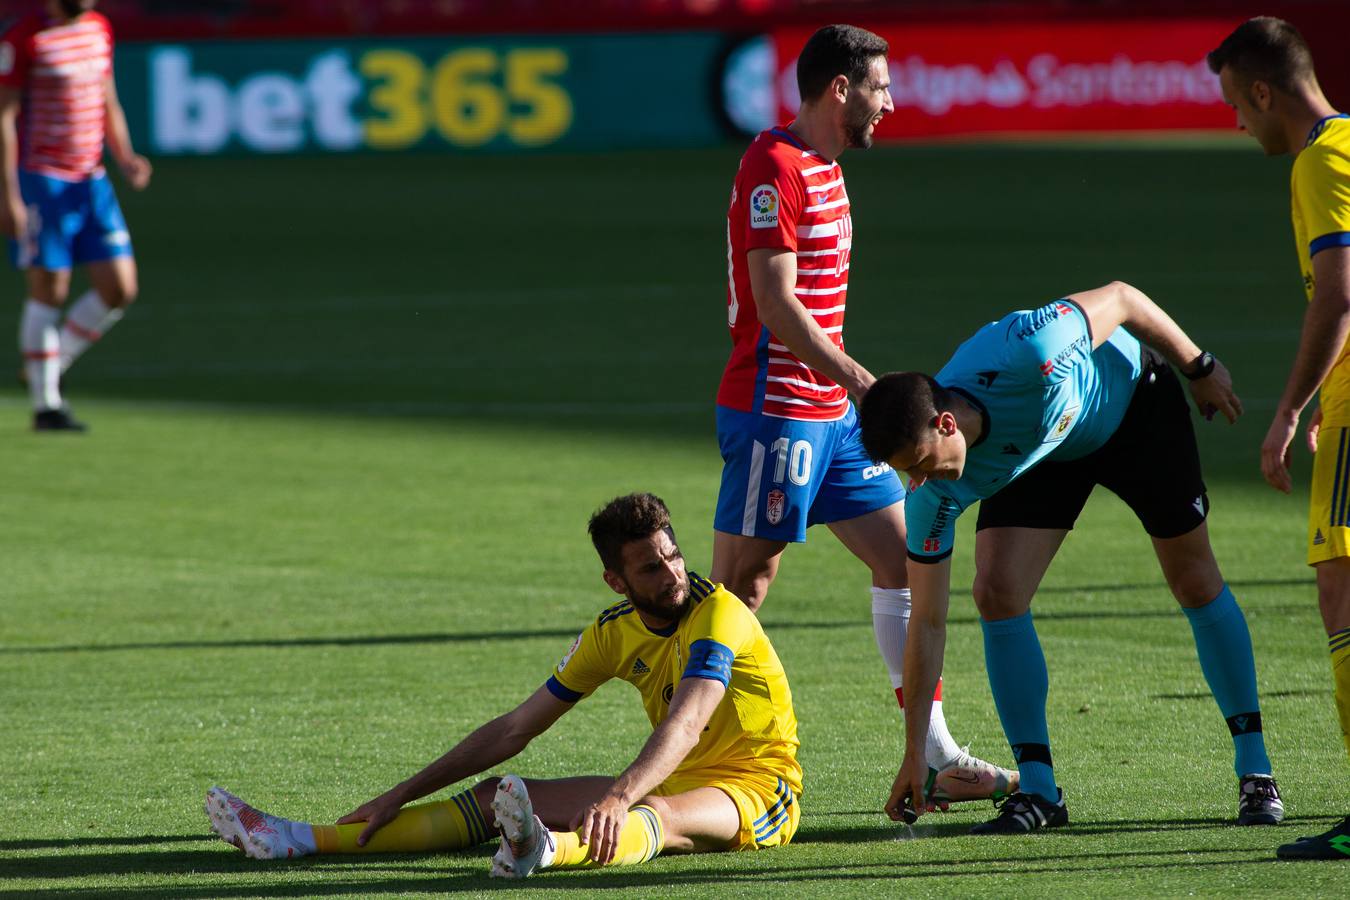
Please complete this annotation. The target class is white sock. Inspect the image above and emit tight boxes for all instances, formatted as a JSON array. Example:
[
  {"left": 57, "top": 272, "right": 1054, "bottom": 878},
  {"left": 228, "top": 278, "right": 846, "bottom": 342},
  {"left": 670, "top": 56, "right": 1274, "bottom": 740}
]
[
  {"left": 871, "top": 586, "right": 964, "bottom": 769},
  {"left": 60, "top": 289, "right": 122, "bottom": 373},
  {"left": 286, "top": 820, "right": 318, "bottom": 855},
  {"left": 20, "top": 299, "right": 62, "bottom": 411}
]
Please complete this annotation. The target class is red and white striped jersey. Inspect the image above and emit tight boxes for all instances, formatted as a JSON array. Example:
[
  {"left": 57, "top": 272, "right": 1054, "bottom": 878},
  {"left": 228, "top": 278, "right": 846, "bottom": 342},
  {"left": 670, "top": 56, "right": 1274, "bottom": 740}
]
[
  {"left": 719, "top": 127, "right": 853, "bottom": 421},
  {"left": 0, "top": 11, "right": 112, "bottom": 180}
]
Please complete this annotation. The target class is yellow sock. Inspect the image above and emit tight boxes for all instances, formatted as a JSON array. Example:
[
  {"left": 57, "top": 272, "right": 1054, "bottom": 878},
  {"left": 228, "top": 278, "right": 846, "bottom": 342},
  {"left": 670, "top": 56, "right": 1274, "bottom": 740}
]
[
  {"left": 547, "top": 805, "right": 665, "bottom": 869},
  {"left": 311, "top": 790, "right": 491, "bottom": 854},
  {"left": 1332, "top": 628, "right": 1350, "bottom": 759}
]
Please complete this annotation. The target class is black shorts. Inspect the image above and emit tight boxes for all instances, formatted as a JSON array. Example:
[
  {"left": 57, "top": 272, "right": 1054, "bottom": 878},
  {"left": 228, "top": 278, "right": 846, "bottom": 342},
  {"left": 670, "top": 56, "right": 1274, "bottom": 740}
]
[{"left": 976, "top": 348, "right": 1209, "bottom": 539}]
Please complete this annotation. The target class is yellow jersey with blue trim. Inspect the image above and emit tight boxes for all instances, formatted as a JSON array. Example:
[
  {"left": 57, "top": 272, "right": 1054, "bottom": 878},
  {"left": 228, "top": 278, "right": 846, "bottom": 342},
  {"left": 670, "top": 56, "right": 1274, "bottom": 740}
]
[
  {"left": 546, "top": 572, "right": 801, "bottom": 793},
  {"left": 1291, "top": 114, "right": 1350, "bottom": 425}
]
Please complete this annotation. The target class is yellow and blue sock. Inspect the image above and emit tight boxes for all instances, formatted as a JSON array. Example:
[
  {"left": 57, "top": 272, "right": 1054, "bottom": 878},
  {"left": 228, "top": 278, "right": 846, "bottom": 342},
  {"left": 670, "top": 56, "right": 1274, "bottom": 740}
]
[
  {"left": 310, "top": 789, "right": 492, "bottom": 854},
  {"left": 1330, "top": 627, "right": 1350, "bottom": 760},
  {"left": 982, "top": 612, "right": 1056, "bottom": 802},
  {"left": 1182, "top": 585, "right": 1271, "bottom": 777},
  {"left": 546, "top": 805, "right": 665, "bottom": 869}
]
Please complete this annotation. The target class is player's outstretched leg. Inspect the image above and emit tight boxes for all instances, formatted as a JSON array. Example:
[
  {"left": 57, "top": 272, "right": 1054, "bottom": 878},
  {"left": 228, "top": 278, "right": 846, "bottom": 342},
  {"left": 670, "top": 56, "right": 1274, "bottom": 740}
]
[{"left": 205, "top": 787, "right": 317, "bottom": 860}]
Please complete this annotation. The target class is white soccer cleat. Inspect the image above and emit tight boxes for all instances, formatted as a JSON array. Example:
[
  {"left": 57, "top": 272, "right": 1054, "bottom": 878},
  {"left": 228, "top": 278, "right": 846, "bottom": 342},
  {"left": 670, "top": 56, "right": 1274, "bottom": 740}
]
[
  {"left": 931, "top": 748, "right": 1019, "bottom": 803},
  {"left": 204, "top": 786, "right": 310, "bottom": 860},
  {"left": 490, "top": 775, "right": 553, "bottom": 878}
]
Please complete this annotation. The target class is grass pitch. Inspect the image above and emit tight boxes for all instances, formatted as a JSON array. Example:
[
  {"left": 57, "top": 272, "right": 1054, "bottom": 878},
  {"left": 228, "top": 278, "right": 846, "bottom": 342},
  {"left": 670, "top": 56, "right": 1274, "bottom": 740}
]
[{"left": 2, "top": 144, "right": 1347, "bottom": 897}]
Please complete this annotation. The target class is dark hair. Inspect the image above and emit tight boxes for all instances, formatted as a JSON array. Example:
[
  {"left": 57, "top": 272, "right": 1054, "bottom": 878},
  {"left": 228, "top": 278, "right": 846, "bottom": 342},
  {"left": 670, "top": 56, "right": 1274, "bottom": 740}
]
[
  {"left": 796, "top": 24, "right": 889, "bottom": 102},
  {"left": 587, "top": 492, "right": 676, "bottom": 573},
  {"left": 1206, "top": 17, "right": 1316, "bottom": 94},
  {"left": 859, "top": 372, "right": 951, "bottom": 464}
]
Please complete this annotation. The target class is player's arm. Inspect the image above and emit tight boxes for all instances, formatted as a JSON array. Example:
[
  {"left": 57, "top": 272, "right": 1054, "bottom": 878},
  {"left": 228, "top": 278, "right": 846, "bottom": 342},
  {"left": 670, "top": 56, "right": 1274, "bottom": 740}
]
[
  {"left": 0, "top": 85, "right": 22, "bottom": 238},
  {"left": 1263, "top": 247, "right": 1350, "bottom": 492},
  {"left": 103, "top": 74, "right": 150, "bottom": 190},
  {"left": 573, "top": 674, "right": 727, "bottom": 863},
  {"left": 749, "top": 247, "right": 875, "bottom": 397},
  {"left": 336, "top": 683, "right": 573, "bottom": 845},
  {"left": 1065, "top": 280, "right": 1242, "bottom": 424},
  {"left": 884, "top": 555, "right": 951, "bottom": 823}
]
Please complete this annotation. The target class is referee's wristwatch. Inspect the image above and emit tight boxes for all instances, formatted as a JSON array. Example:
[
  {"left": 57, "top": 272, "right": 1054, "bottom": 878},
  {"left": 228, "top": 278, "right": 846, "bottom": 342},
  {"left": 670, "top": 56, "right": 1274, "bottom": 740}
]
[{"left": 1182, "top": 350, "right": 1216, "bottom": 381}]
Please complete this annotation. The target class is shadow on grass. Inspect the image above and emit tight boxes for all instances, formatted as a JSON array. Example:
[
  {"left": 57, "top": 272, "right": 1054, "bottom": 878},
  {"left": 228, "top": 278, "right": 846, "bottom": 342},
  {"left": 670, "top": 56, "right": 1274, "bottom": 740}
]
[
  {"left": 0, "top": 591, "right": 1316, "bottom": 656},
  {"left": 0, "top": 841, "right": 1288, "bottom": 898},
  {"left": 0, "top": 835, "right": 202, "bottom": 851}
]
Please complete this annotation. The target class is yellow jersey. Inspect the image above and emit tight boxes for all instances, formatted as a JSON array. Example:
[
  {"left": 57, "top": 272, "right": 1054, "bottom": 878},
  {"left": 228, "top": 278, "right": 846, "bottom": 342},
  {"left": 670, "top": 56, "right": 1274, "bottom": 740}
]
[
  {"left": 1291, "top": 114, "right": 1350, "bottom": 424},
  {"left": 546, "top": 572, "right": 802, "bottom": 794}
]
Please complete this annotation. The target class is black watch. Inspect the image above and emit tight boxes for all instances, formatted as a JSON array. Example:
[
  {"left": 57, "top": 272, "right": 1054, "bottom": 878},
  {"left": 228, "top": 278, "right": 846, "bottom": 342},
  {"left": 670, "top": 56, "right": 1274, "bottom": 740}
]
[{"left": 1183, "top": 351, "right": 1216, "bottom": 381}]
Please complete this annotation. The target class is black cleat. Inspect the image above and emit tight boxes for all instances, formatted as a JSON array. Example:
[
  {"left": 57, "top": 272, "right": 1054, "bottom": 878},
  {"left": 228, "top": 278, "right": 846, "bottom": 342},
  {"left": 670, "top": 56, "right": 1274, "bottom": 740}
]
[
  {"left": 1237, "top": 774, "right": 1284, "bottom": 826},
  {"left": 33, "top": 408, "right": 86, "bottom": 432},
  {"left": 970, "top": 789, "right": 1068, "bottom": 834},
  {"left": 1277, "top": 816, "right": 1350, "bottom": 860}
]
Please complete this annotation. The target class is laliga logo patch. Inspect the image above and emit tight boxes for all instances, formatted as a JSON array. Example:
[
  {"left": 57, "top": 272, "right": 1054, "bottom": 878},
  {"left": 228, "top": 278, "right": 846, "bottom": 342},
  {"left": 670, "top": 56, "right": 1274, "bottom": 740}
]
[
  {"left": 766, "top": 489, "right": 786, "bottom": 525},
  {"left": 558, "top": 632, "right": 583, "bottom": 671},
  {"left": 750, "top": 184, "right": 779, "bottom": 229}
]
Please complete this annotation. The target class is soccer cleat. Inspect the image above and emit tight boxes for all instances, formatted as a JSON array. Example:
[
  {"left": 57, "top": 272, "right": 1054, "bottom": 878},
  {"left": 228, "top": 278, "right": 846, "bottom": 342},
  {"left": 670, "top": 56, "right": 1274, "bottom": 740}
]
[
  {"left": 1276, "top": 816, "right": 1350, "bottom": 860},
  {"left": 931, "top": 748, "right": 1019, "bottom": 803},
  {"left": 33, "top": 407, "right": 85, "bottom": 432},
  {"left": 969, "top": 789, "right": 1068, "bottom": 834},
  {"left": 204, "top": 786, "right": 310, "bottom": 860},
  {"left": 1236, "top": 774, "right": 1284, "bottom": 826},
  {"left": 490, "top": 774, "right": 553, "bottom": 878}
]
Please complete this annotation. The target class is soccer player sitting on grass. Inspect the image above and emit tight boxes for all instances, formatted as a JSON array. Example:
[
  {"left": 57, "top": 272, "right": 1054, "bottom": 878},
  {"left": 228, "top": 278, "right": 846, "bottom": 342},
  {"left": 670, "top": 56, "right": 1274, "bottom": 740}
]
[
  {"left": 858, "top": 281, "right": 1283, "bottom": 834},
  {"left": 205, "top": 493, "right": 802, "bottom": 878}
]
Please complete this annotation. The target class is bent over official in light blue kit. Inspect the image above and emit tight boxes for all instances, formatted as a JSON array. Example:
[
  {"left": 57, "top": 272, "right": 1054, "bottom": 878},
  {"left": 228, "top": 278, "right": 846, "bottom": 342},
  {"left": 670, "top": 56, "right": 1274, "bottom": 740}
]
[{"left": 858, "top": 283, "right": 1283, "bottom": 835}]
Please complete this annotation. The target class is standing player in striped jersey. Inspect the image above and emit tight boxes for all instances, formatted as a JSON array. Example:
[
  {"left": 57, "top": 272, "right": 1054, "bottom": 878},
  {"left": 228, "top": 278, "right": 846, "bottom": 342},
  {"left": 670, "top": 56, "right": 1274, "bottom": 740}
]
[
  {"left": 1208, "top": 17, "right": 1350, "bottom": 860},
  {"left": 0, "top": 0, "right": 150, "bottom": 431},
  {"left": 204, "top": 494, "right": 802, "bottom": 877},
  {"left": 715, "top": 23, "right": 1014, "bottom": 804}
]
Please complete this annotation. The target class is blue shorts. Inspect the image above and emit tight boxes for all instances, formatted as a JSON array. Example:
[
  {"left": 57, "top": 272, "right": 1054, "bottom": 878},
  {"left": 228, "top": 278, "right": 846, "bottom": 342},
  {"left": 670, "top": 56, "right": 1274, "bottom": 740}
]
[
  {"left": 8, "top": 170, "right": 133, "bottom": 271},
  {"left": 714, "top": 404, "right": 905, "bottom": 543}
]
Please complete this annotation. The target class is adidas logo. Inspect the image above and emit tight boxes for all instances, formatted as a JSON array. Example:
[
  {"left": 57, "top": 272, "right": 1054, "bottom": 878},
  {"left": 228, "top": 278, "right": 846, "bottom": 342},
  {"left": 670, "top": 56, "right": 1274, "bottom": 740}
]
[
  {"left": 631, "top": 657, "right": 650, "bottom": 676},
  {"left": 1315, "top": 528, "right": 1326, "bottom": 545},
  {"left": 1001, "top": 443, "right": 1021, "bottom": 455}
]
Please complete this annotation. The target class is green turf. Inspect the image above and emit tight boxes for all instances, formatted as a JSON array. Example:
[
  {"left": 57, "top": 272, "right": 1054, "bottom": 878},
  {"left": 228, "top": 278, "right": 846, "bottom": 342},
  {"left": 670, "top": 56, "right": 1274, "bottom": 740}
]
[{"left": 2, "top": 143, "right": 1347, "bottom": 896}]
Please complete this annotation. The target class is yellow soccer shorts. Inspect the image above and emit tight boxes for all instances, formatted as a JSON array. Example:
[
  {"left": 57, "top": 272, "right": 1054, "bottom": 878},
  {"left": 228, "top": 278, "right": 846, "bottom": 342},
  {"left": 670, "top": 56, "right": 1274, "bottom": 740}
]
[
  {"left": 655, "top": 768, "right": 801, "bottom": 850},
  {"left": 1309, "top": 424, "right": 1350, "bottom": 564}
]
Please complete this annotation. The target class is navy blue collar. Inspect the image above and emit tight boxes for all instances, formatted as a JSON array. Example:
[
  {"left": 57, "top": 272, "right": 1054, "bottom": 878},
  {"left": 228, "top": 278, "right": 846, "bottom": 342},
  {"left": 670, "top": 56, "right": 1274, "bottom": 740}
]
[
  {"left": 770, "top": 126, "right": 808, "bottom": 152},
  {"left": 1306, "top": 113, "right": 1349, "bottom": 147}
]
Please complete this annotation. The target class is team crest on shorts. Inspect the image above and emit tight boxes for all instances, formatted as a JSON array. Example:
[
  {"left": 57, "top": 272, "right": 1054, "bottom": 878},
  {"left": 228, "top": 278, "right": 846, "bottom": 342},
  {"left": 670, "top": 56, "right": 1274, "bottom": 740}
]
[{"left": 766, "top": 489, "right": 786, "bottom": 525}]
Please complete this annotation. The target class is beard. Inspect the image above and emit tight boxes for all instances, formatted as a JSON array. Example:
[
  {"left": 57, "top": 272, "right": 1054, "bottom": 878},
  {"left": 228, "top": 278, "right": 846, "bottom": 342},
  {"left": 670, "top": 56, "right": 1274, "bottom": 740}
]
[
  {"left": 844, "top": 101, "right": 879, "bottom": 150},
  {"left": 628, "top": 574, "right": 690, "bottom": 622}
]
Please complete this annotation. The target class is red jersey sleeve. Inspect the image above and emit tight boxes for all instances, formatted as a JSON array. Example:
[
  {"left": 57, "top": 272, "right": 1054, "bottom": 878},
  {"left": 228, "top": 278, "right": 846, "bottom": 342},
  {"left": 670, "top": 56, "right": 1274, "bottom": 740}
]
[
  {"left": 0, "top": 16, "right": 37, "bottom": 89},
  {"left": 739, "top": 143, "right": 804, "bottom": 253}
]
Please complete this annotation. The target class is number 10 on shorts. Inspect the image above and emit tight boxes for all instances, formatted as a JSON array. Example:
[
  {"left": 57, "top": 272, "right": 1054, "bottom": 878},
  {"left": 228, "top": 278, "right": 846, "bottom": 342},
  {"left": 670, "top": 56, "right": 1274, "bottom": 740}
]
[{"left": 770, "top": 437, "right": 813, "bottom": 486}]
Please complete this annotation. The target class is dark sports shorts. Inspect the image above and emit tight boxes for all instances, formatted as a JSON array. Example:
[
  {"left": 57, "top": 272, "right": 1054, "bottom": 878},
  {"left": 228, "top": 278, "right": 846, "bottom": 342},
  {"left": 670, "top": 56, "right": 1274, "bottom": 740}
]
[{"left": 976, "top": 347, "right": 1209, "bottom": 539}]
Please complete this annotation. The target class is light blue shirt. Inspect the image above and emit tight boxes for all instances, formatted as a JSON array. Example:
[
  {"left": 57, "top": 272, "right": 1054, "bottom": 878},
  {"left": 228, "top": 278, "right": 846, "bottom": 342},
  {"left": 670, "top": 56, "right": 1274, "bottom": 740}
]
[{"left": 905, "top": 299, "right": 1142, "bottom": 561}]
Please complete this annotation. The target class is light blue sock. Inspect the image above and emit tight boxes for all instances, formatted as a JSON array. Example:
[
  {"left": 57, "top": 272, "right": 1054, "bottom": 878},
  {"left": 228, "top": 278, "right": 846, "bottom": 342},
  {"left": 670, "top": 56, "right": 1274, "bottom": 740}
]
[
  {"left": 1182, "top": 584, "right": 1271, "bottom": 777},
  {"left": 982, "top": 612, "right": 1056, "bottom": 802}
]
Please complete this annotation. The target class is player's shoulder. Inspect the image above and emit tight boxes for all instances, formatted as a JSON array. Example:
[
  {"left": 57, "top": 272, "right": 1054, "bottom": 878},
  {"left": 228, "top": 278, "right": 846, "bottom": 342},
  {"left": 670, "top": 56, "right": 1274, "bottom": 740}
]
[
  {"left": 687, "top": 572, "right": 758, "bottom": 626},
  {"left": 593, "top": 597, "right": 636, "bottom": 630},
  {"left": 739, "top": 128, "right": 814, "bottom": 178},
  {"left": 1296, "top": 117, "right": 1350, "bottom": 174}
]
